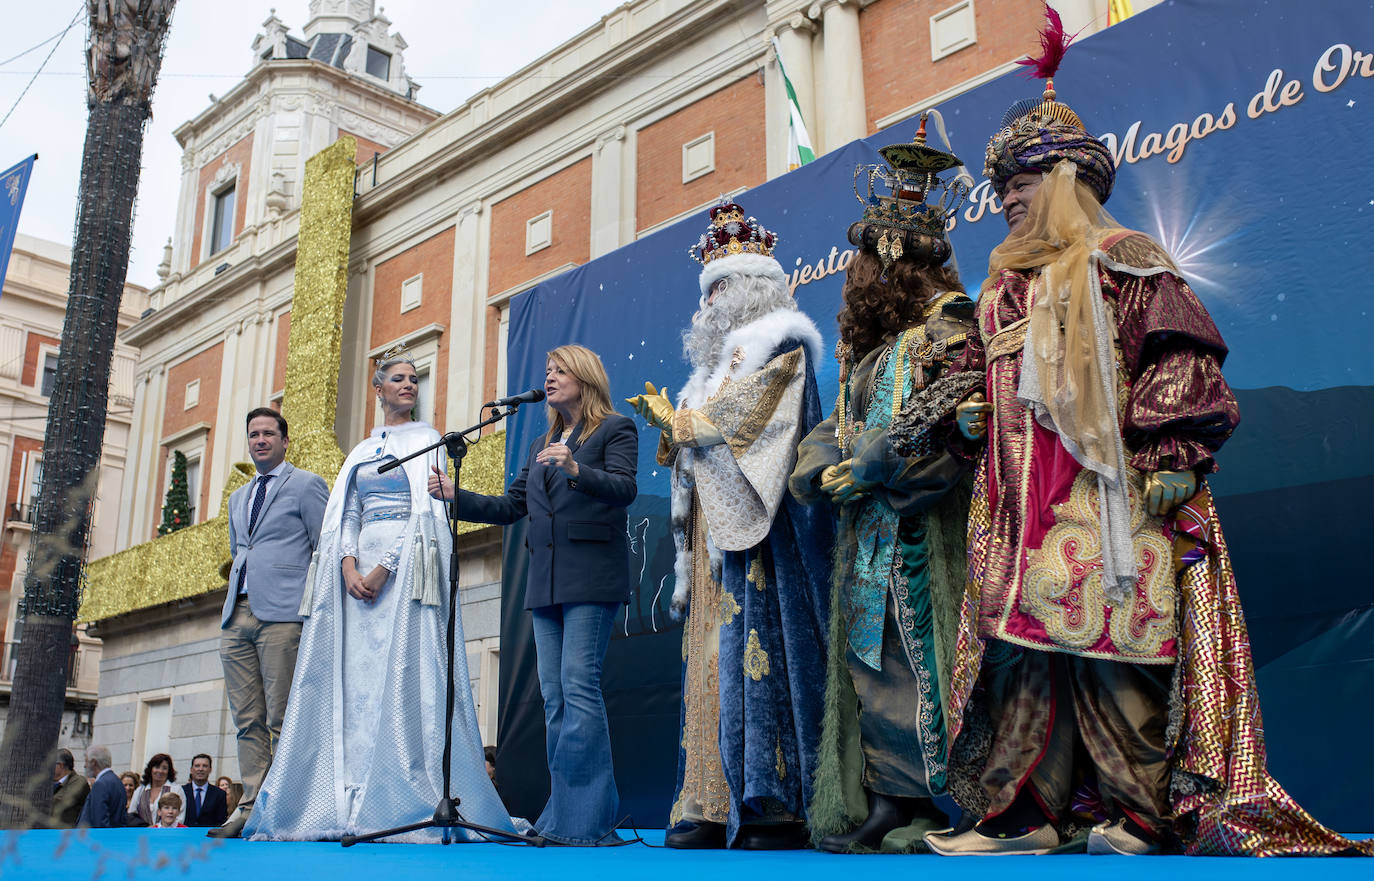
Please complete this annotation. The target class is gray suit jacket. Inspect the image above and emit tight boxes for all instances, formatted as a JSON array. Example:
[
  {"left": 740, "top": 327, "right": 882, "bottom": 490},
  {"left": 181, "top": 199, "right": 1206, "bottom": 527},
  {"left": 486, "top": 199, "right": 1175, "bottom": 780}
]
[{"left": 222, "top": 462, "right": 329, "bottom": 626}]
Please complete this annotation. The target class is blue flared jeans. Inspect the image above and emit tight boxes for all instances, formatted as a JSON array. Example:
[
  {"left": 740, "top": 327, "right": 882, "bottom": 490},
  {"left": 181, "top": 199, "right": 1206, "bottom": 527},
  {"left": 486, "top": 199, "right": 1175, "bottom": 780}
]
[{"left": 529, "top": 600, "right": 621, "bottom": 844}]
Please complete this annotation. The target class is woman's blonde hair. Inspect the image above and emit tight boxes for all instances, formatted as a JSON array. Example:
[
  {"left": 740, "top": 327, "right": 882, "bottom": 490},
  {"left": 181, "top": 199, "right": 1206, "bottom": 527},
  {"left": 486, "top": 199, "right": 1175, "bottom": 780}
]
[{"left": 544, "top": 344, "right": 614, "bottom": 445}]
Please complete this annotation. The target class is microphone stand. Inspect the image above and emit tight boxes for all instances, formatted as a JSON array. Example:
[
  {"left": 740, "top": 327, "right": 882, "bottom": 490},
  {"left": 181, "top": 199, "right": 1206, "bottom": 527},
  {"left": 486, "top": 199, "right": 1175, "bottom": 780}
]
[{"left": 342, "top": 403, "right": 540, "bottom": 847}]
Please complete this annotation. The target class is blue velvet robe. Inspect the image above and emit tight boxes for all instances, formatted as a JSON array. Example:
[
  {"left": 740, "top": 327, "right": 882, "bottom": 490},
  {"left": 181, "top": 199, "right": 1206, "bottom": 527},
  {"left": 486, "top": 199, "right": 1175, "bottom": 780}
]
[{"left": 666, "top": 327, "right": 833, "bottom": 844}]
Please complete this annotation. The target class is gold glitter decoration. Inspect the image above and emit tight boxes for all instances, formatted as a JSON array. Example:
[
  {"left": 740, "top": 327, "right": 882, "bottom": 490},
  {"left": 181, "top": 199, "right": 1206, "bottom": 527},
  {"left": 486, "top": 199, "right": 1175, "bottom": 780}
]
[
  {"left": 79, "top": 463, "right": 254, "bottom": 622},
  {"left": 80, "top": 138, "right": 359, "bottom": 623},
  {"left": 279, "top": 136, "right": 356, "bottom": 483},
  {"left": 455, "top": 430, "right": 507, "bottom": 536},
  {"left": 775, "top": 737, "right": 787, "bottom": 780},
  {"left": 743, "top": 628, "right": 770, "bottom": 681}
]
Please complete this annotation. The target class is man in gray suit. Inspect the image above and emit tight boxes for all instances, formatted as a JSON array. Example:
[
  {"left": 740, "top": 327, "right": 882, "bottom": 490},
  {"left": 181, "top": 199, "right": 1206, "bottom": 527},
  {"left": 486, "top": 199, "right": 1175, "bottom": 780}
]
[{"left": 211, "top": 407, "right": 327, "bottom": 838}]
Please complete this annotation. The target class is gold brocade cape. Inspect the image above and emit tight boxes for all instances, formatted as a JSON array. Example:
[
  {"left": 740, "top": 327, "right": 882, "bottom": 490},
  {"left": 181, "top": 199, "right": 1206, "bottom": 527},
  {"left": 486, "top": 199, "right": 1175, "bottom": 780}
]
[{"left": 945, "top": 469, "right": 1373, "bottom": 856}]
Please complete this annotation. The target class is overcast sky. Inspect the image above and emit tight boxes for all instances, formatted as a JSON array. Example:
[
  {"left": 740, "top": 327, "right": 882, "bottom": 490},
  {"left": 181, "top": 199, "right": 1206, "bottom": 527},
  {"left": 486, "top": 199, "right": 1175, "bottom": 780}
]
[{"left": 1, "top": 1, "right": 623, "bottom": 291}]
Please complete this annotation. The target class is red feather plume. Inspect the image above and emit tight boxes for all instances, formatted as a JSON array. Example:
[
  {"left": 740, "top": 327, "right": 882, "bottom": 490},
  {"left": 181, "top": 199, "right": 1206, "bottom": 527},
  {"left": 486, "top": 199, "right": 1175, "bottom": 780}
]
[{"left": 1015, "top": 3, "right": 1075, "bottom": 80}]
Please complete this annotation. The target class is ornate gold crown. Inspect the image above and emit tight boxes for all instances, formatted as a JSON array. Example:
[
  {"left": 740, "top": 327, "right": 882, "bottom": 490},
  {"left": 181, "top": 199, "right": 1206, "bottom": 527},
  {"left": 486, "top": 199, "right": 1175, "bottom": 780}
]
[{"left": 688, "top": 201, "right": 778, "bottom": 266}]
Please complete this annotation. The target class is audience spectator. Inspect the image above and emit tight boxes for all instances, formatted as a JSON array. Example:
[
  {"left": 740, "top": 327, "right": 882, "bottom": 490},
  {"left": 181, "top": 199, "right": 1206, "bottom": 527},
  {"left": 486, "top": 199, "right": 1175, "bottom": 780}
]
[
  {"left": 77, "top": 746, "right": 125, "bottom": 828},
  {"left": 225, "top": 782, "right": 244, "bottom": 816},
  {"left": 120, "top": 772, "right": 140, "bottom": 812},
  {"left": 50, "top": 749, "right": 90, "bottom": 828},
  {"left": 482, "top": 745, "right": 511, "bottom": 811},
  {"left": 128, "top": 753, "right": 182, "bottom": 826},
  {"left": 483, "top": 746, "right": 497, "bottom": 784},
  {"left": 182, "top": 754, "right": 228, "bottom": 827},
  {"left": 215, "top": 775, "right": 232, "bottom": 794},
  {"left": 154, "top": 792, "right": 186, "bottom": 828}
]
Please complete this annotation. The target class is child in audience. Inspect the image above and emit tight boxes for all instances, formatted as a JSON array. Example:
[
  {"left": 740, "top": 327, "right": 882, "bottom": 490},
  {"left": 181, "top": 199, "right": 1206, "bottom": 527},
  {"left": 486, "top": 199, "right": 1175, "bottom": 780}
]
[{"left": 154, "top": 792, "right": 185, "bottom": 828}]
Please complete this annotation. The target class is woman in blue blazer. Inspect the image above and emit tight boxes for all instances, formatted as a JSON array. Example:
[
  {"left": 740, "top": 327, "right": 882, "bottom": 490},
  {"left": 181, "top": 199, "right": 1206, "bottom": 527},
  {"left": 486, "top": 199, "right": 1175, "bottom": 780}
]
[{"left": 430, "top": 344, "right": 637, "bottom": 845}]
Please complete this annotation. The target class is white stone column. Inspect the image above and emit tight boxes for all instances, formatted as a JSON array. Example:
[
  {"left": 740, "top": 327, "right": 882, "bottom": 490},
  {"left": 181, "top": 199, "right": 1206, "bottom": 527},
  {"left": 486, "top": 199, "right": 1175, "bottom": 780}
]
[
  {"left": 219, "top": 314, "right": 269, "bottom": 508},
  {"left": 248, "top": 312, "right": 273, "bottom": 411},
  {"left": 811, "top": 0, "right": 867, "bottom": 151},
  {"left": 336, "top": 263, "right": 372, "bottom": 443},
  {"left": 174, "top": 151, "right": 200, "bottom": 275},
  {"left": 777, "top": 12, "right": 818, "bottom": 141},
  {"left": 115, "top": 370, "right": 150, "bottom": 550},
  {"left": 127, "top": 365, "right": 166, "bottom": 544},
  {"left": 590, "top": 127, "right": 628, "bottom": 259},
  {"left": 767, "top": 14, "right": 817, "bottom": 178},
  {"left": 243, "top": 111, "right": 275, "bottom": 235},
  {"left": 207, "top": 325, "right": 243, "bottom": 520},
  {"left": 445, "top": 201, "right": 487, "bottom": 429},
  {"left": 1048, "top": 0, "right": 1104, "bottom": 39}
]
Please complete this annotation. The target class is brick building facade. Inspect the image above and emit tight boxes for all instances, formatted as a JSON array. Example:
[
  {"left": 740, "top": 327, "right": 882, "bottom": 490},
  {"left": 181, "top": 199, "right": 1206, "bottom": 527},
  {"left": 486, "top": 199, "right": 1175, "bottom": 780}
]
[
  {"left": 0, "top": 234, "right": 146, "bottom": 759},
  {"left": 89, "top": 0, "right": 1156, "bottom": 776}
]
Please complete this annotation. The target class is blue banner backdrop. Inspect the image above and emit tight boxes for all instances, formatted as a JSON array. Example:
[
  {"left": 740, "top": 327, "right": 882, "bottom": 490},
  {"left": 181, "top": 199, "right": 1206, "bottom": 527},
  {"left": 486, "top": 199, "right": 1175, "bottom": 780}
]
[
  {"left": 0, "top": 155, "right": 37, "bottom": 299},
  {"left": 495, "top": 0, "right": 1374, "bottom": 831}
]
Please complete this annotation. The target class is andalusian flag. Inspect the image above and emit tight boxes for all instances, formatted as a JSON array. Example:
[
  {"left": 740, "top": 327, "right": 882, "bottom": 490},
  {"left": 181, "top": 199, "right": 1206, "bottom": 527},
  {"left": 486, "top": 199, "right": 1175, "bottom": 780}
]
[
  {"left": 771, "top": 37, "right": 815, "bottom": 170},
  {"left": 1108, "top": 0, "right": 1135, "bottom": 25}
]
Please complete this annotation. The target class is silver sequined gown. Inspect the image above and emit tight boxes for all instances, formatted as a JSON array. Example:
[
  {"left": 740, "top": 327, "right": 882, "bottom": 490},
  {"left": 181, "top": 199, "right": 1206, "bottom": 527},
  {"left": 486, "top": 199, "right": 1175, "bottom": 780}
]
[{"left": 247, "top": 422, "right": 515, "bottom": 842}]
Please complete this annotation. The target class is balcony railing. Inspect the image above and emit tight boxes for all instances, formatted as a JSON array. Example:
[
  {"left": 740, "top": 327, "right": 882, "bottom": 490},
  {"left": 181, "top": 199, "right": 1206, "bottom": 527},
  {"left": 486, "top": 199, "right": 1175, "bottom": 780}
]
[
  {"left": 6, "top": 503, "right": 34, "bottom": 525},
  {"left": 0, "top": 640, "right": 81, "bottom": 688}
]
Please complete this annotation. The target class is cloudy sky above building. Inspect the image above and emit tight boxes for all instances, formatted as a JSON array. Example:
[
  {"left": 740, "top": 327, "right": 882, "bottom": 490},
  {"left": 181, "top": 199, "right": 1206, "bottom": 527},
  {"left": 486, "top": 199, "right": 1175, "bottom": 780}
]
[{"left": 1, "top": 1, "right": 622, "bottom": 290}]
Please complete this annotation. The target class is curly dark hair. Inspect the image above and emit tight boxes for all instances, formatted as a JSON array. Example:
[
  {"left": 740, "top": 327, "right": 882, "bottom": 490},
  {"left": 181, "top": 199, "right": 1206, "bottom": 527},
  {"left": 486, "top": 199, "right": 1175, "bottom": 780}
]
[
  {"left": 142, "top": 752, "right": 176, "bottom": 785},
  {"left": 836, "top": 250, "right": 964, "bottom": 358}
]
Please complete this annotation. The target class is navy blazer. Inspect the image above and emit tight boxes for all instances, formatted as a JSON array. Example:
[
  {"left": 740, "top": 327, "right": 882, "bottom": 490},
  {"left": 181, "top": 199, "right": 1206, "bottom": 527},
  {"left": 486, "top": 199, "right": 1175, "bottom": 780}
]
[
  {"left": 77, "top": 769, "right": 126, "bottom": 828},
  {"left": 182, "top": 780, "right": 228, "bottom": 827},
  {"left": 457, "top": 412, "right": 638, "bottom": 609}
]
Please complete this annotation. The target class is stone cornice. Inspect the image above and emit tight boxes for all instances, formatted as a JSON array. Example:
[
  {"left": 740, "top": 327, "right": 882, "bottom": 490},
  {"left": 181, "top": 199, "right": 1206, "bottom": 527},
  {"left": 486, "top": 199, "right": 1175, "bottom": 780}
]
[
  {"left": 350, "top": 0, "right": 758, "bottom": 221},
  {"left": 172, "top": 58, "right": 438, "bottom": 151},
  {"left": 121, "top": 231, "right": 300, "bottom": 349}
]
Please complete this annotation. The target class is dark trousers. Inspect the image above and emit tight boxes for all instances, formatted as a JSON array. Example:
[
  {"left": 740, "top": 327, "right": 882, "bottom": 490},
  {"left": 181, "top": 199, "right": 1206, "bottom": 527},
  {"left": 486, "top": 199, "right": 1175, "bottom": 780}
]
[
  {"left": 978, "top": 645, "right": 1172, "bottom": 833},
  {"left": 847, "top": 597, "right": 938, "bottom": 798}
]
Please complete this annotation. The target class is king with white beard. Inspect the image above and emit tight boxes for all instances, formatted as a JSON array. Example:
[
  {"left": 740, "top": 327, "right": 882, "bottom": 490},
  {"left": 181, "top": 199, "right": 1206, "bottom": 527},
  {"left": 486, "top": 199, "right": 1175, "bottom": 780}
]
[{"left": 629, "top": 202, "right": 833, "bottom": 850}]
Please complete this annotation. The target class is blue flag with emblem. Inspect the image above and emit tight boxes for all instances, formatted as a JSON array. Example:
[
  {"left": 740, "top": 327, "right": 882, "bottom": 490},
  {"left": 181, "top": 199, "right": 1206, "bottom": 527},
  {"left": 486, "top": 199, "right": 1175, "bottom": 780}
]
[{"left": 0, "top": 154, "right": 37, "bottom": 300}]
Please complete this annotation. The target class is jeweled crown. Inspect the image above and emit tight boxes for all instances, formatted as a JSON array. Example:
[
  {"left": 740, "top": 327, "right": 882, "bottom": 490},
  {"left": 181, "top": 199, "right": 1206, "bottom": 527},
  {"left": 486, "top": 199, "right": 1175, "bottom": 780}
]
[
  {"left": 850, "top": 114, "right": 968, "bottom": 268},
  {"left": 688, "top": 201, "right": 778, "bottom": 266}
]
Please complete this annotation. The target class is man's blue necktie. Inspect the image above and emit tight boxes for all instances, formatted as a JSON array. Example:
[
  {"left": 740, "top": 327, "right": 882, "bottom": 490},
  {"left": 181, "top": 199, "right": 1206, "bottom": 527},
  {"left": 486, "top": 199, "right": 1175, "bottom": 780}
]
[
  {"left": 248, "top": 473, "right": 274, "bottom": 533},
  {"left": 236, "top": 474, "right": 274, "bottom": 594}
]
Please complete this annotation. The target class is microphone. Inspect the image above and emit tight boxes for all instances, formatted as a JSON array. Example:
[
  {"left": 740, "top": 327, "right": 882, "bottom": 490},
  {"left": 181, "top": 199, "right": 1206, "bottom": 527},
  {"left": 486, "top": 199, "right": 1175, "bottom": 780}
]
[{"left": 484, "top": 388, "right": 545, "bottom": 408}]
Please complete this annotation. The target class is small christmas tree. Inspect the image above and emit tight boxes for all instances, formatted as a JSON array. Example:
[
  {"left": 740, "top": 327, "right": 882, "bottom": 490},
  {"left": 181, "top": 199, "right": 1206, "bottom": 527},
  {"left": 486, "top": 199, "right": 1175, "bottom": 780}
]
[{"left": 157, "top": 450, "right": 191, "bottom": 536}]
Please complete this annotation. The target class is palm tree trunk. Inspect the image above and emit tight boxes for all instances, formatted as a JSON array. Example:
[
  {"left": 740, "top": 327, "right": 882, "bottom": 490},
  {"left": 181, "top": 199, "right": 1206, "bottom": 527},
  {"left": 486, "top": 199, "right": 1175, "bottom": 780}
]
[{"left": 0, "top": 1, "right": 175, "bottom": 829}]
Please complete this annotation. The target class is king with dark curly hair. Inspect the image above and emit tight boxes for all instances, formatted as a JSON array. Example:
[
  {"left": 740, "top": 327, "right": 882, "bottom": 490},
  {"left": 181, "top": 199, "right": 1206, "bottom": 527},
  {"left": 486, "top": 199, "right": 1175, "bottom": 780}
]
[{"left": 790, "top": 117, "right": 980, "bottom": 854}]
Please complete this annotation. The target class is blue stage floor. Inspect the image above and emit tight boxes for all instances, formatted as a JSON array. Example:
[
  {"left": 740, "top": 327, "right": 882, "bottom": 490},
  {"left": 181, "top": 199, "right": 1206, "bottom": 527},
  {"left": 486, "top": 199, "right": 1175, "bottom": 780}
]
[{"left": 7, "top": 828, "right": 1372, "bottom": 880}]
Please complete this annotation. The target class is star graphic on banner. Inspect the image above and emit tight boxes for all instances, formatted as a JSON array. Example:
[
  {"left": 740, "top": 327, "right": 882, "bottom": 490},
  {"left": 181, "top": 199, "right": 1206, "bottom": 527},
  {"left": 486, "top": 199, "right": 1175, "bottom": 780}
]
[{"left": 1349, "top": 100, "right": 1357, "bottom": 108}]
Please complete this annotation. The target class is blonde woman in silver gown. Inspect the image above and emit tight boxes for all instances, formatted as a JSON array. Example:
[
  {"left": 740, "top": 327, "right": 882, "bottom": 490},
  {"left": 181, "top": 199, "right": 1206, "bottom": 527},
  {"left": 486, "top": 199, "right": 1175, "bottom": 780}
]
[{"left": 247, "top": 354, "right": 514, "bottom": 842}]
